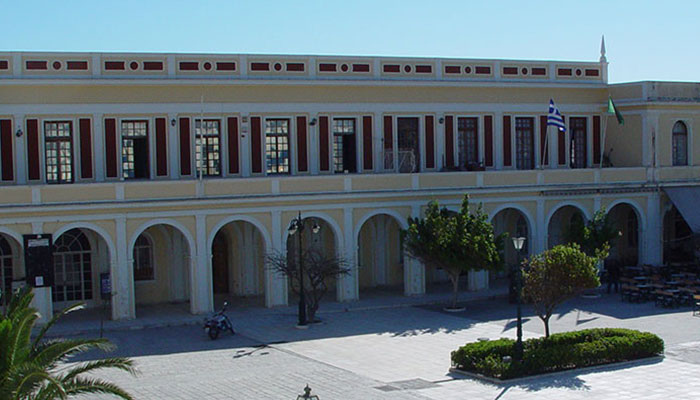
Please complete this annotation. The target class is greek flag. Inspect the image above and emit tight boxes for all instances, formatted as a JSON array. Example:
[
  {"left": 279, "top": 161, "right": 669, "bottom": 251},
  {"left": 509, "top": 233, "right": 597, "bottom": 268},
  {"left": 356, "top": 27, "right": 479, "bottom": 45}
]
[{"left": 547, "top": 99, "right": 566, "bottom": 132}]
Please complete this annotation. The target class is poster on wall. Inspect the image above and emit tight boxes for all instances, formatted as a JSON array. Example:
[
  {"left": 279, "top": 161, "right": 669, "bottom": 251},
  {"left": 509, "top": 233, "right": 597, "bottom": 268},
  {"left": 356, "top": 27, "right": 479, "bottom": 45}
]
[{"left": 23, "top": 234, "right": 53, "bottom": 288}]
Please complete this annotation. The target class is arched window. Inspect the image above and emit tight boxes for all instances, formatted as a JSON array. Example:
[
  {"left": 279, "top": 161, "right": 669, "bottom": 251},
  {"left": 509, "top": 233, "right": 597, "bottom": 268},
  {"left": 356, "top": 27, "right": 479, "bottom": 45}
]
[
  {"left": 0, "top": 236, "right": 13, "bottom": 306},
  {"left": 53, "top": 229, "right": 92, "bottom": 303},
  {"left": 672, "top": 121, "right": 688, "bottom": 166},
  {"left": 133, "top": 234, "right": 154, "bottom": 281}
]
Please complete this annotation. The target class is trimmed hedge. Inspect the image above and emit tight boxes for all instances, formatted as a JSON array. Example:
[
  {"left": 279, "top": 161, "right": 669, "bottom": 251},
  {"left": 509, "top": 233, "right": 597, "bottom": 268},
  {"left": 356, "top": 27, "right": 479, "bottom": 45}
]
[{"left": 451, "top": 328, "right": 664, "bottom": 379}]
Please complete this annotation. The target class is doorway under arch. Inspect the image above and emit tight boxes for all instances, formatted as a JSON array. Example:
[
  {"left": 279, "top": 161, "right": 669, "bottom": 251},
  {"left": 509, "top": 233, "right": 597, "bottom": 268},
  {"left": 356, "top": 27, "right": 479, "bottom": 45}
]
[
  {"left": 210, "top": 220, "right": 266, "bottom": 308},
  {"left": 548, "top": 205, "right": 586, "bottom": 248},
  {"left": 357, "top": 214, "right": 404, "bottom": 295}
]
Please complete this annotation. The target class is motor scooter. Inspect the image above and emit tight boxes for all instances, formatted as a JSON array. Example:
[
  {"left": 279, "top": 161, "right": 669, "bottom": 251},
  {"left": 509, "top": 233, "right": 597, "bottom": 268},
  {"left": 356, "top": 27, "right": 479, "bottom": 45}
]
[{"left": 204, "top": 301, "right": 235, "bottom": 340}]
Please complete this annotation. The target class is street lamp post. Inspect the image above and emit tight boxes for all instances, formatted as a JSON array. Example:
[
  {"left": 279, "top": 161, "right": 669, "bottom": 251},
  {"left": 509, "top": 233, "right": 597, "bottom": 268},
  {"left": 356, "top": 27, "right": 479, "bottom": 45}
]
[
  {"left": 288, "top": 212, "right": 320, "bottom": 328},
  {"left": 512, "top": 236, "right": 525, "bottom": 361}
]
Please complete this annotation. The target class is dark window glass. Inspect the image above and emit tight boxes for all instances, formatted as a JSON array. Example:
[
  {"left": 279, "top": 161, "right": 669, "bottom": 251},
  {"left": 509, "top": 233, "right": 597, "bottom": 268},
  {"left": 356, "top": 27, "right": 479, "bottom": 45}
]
[
  {"left": 332, "top": 118, "right": 357, "bottom": 173},
  {"left": 195, "top": 119, "right": 221, "bottom": 176},
  {"left": 515, "top": 117, "right": 534, "bottom": 170},
  {"left": 457, "top": 117, "right": 478, "bottom": 168},
  {"left": 265, "top": 119, "right": 290, "bottom": 174},
  {"left": 121, "top": 120, "right": 150, "bottom": 179},
  {"left": 44, "top": 121, "right": 73, "bottom": 183}
]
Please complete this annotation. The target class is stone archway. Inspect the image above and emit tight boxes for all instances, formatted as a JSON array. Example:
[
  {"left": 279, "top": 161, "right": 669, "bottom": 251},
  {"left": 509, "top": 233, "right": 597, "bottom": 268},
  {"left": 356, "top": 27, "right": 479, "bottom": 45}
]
[
  {"left": 663, "top": 205, "right": 694, "bottom": 264},
  {"left": 130, "top": 223, "right": 193, "bottom": 316},
  {"left": 210, "top": 220, "right": 266, "bottom": 308},
  {"left": 285, "top": 216, "right": 338, "bottom": 304},
  {"left": 607, "top": 203, "right": 641, "bottom": 267},
  {"left": 357, "top": 214, "right": 404, "bottom": 295},
  {"left": 51, "top": 228, "right": 112, "bottom": 310},
  {"left": 548, "top": 205, "right": 587, "bottom": 248}
]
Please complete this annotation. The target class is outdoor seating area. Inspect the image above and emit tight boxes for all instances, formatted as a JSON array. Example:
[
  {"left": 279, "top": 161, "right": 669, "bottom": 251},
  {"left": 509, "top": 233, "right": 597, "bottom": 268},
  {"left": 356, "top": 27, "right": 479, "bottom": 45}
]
[{"left": 619, "top": 265, "right": 700, "bottom": 310}]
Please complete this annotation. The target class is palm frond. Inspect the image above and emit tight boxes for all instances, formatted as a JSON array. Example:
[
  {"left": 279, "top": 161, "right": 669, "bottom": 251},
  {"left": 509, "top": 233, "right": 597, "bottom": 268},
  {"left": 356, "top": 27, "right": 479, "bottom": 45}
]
[
  {"left": 32, "top": 303, "right": 85, "bottom": 349},
  {"left": 61, "top": 357, "right": 137, "bottom": 382},
  {"left": 61, "top": 377, "right": 134, "bottom": 400},
  {"left": 33, "top": 338, "right": 114, "bottom": 368}
]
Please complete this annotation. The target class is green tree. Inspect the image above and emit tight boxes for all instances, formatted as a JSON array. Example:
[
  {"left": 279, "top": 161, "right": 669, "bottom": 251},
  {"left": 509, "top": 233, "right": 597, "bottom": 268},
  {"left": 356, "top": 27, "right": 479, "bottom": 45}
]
[
  {"left": 0, "top": 287, "right": 136, "bottom": 400},
  {"left": 401, "top": 195, "right": 505, "bottom": 309},
  {"left": 565, "top": 207, "right": 619, "bottom": 258},
  {"left": 522, "top": 244, "right": 601, "bottom": 337}
]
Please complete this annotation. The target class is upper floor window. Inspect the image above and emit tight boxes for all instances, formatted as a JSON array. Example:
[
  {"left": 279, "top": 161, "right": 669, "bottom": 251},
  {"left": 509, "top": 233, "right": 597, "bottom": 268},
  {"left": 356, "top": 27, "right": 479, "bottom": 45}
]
[
  {"left": 457, "top": 117, "right": 478, "bottom": 169},
  {"left": 195, "top": 119, "right": 221, "bottom": 176},
  {"left": 515, "top": 117, "right": 534, "bottom": 170},
  {"left": 133, "top": 234, "right": 154, "bottom": 281},
  {"left": 44, "top": 121, "right": 73, "bottom": 184},
  {"left": 121, "top": 120, "right": 149, "bottom": 179},
  {"left": 672, "top": 121, "right": 688, "bottom": 166},
  {"left": 570, "top": 117, "right": 587, "bottom": 169},
  {"left": 265, "top": 119, "right": 290, "bottom": 174},
  {"left": 397, "top": 117, "right": 420, "bottom": 173},
  {"left": 332, "top": 118, "right": 357, "bottom": 173}
]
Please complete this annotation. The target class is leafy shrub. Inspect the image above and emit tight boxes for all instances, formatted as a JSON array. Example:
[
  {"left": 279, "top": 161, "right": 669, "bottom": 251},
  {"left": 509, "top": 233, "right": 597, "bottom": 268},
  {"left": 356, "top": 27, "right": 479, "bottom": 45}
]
[{"left": 451, "top": 328, "right": 663, "bottom": 379}]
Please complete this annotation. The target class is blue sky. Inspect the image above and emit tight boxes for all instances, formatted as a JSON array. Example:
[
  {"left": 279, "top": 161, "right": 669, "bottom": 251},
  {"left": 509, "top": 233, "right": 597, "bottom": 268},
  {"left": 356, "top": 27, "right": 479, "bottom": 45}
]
[{"left": 2, "top": 0, "right": 698, "bottom": 83}]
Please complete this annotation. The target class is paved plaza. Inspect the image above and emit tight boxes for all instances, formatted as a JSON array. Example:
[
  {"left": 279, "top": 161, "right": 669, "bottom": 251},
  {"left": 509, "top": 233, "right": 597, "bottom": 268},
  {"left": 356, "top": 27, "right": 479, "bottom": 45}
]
[{"left": 62, "top": 288, "right": 700, "bottom": 400}]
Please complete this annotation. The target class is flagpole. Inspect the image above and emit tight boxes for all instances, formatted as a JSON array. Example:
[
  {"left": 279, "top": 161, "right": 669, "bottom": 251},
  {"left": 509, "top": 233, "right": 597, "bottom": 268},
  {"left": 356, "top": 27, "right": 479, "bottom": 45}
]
[{"left": 540, "top": 124, "right": 550, "bottom": 169}]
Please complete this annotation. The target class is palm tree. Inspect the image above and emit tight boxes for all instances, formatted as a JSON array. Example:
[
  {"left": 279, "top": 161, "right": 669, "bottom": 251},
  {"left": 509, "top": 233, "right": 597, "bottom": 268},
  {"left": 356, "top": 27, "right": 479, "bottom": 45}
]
[{"left": 0, "top": 287, "right": 137, "bottom": 399}]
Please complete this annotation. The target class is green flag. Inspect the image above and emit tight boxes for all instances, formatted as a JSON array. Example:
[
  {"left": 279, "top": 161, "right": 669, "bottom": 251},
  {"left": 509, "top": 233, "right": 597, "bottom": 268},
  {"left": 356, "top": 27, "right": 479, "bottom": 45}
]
[{"left": 607, "top": 96, "right": 624, "bottom": 125}]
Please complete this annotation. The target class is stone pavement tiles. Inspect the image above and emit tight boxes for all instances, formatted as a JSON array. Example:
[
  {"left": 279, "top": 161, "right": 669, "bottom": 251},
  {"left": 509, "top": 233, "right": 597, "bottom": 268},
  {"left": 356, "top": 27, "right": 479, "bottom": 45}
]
[{"left": 71, "top": 295, "right": 700, "bottom": 399}]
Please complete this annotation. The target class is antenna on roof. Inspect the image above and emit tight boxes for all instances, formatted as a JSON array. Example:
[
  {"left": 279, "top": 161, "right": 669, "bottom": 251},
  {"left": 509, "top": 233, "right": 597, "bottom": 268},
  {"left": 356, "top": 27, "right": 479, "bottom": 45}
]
[{"left": 599, "top": 35, "right": 607, "bottom": 63}]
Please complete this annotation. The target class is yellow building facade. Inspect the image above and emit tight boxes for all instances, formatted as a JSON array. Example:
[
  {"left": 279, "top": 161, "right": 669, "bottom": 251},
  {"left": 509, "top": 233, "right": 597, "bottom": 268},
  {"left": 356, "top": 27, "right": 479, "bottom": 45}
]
[{"left": 0, "top": 49, "right": 698, "bottom": 320}]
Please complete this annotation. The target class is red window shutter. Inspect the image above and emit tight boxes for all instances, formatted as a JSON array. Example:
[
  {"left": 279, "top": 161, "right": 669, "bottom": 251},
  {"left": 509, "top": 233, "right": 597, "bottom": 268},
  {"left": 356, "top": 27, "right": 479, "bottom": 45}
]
[
  {"left": 558, "top": 115, "right": 566, "bottom": 165},
  {"left": 593, "top": 115, "right": 601, "bottom": 165},
  {"left": 104, "top": 118, "right": 117, "bottom": 178},
  {"left": 503, "top": 115, "right": 512, "bottom": 167},
  {"left": 484, "top": 116, "right": 493, "bottom": 167},
  {"left": 179, "top": 118, "right": 191, "bottom": 175},
  {"left": 79, "top": 118, "right": 93, "bottom": 179},
  {"left": 251, "top": 117, "right": 262, "bottom": 173},
  {"left": 383, "top": 116, "right": 393, "bottom": 151},
  {"left": 227, "top": 117, "right": 239, "bottom": 174},
  {"left": 155, "top": 117, "right": 168, "bottom": 176},
  {"left": 425, "top": 116, "right": 435, "bottom": 169},
  {"left": 296, "top": 116, "right": 308, "bottom": 172},
  {"left": 539, "top": 115, "right": 548, "bottom": 166},
  {"left": 362, "top": 116, "right": 373, "bottom": 170},
  {"left": 445, "top": 115, "right": 454, "bottom": 168},
  {"left": 26, "top": 119, "right": 40, "bottom": 180},
  {"left": 0, "top": 119, "right": 14, "bottom": 181},
  {"left": 319, "top": 116, "right": 329, "bottom": 172}
]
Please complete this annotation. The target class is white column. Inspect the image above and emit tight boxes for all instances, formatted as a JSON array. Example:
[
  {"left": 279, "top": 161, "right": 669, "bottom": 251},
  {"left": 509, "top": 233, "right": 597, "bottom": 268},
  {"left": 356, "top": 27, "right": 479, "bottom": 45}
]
[
  {"left": 535, "top": 199, "right": 546, "bottom": 253},
  {"left": 644, "top": 191, "right": 663, "bottom": 265},
  {"left": 467, "top": 270, "right": 489, "bottom": 291},
  {"left": 436, "top": 115, "right": 445, "bottom": 170},
  {"left": 337, "top": 207, "right": 358, "bottom": 302},
  {"left": 404, "top": 205, "right": 425, "bottom": 296},
  {"left": 309, "top": 117, "right": 319, "bottom": 174},
  {"left": 13, "top": 114, "right": 26, "bottom": 184},
  {"left": 29, "top": 222, "right": 52, "bottom": 324},
  {"left": 267, "top": 210, "right": 287, "bottom": 307},
  {"left": 192, "top": 214, "right": 213, "bottom": 314},
  {"left": 113, "top": 216, "right": 135, "bottom": 319},
  {"left": 240, "top": 114, "right": 251, "bottom": 177},
  {"left": 168, "top": 113, "right": 179, "bottom": 179},
  {"left": 373, "top": 113, "right": 382, "bottom": 172},
  {"left": 93, "top": 113, "right": 104, "bottom": 181}
]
